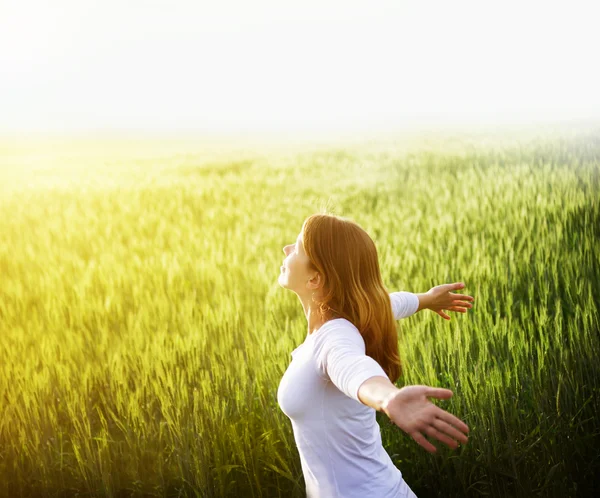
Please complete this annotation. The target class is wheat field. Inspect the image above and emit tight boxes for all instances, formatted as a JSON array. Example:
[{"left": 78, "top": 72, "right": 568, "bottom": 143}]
[{"left": 1, "top": 125, "right": 599, "bottom": 497}]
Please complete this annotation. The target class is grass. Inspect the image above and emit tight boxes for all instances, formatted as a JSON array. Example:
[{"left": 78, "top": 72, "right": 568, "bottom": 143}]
[{"left": 0, "top": 125, "right": 599, "bottom": 497}]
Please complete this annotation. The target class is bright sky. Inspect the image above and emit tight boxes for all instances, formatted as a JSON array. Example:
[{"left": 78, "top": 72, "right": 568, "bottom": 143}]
[{"left": 1, "top": 0, "right": 599, "bottom": 135}]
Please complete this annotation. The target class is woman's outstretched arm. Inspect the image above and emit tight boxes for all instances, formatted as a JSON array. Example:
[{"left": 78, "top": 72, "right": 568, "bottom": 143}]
[
  {"left": 358, "top": 376, "right": 470, "bottom": 453},
  {"left": 391, "top": 282, "right": 475, "bottom": 321},
  {"left": 316, "top": 324, "right": 470, "bottom": 453}
]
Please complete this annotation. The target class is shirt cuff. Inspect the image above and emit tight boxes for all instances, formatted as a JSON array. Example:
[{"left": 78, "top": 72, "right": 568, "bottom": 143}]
[
  {"left": 390, "top": 291, "right": 420, "bottom": 319},
  {"left": 346, "top": 357, "right": 388, "bottom": 402}
]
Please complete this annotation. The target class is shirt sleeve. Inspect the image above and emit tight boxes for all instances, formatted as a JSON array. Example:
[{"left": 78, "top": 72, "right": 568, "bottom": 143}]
[
  {"left": 389, "top": 291, "right": 420, "bottom": 319},
  {"left": 314, "top": 324, "right": 388, "bottom": 402}
]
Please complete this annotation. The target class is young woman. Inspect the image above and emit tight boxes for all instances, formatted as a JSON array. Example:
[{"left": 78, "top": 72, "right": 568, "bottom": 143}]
[{"left": 277, "top": 213, "right": 473, "bottom": 498}]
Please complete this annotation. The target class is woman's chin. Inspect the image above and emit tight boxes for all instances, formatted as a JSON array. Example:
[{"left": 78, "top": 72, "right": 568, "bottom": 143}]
[{"left": 278, "top": 275, "right": 293, "bottom": 289}]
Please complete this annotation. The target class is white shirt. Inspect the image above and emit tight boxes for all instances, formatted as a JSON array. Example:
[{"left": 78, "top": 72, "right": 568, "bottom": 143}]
[{"left": 277, "top": 292, "right": 420, "bottom": 498}]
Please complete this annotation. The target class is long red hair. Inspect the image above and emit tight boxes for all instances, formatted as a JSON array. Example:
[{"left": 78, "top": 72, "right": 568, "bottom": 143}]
[{"left": 301, "top": 213, "right": 402, "bottom": 382}]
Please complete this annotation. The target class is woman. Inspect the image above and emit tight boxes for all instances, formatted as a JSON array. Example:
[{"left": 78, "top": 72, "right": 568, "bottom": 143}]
[{"left": 277, "top": 213, "right": 473, "bottom": 498}]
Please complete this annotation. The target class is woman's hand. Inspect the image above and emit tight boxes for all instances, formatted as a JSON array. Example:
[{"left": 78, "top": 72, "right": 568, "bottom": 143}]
[
  {"left": 381, "top": 385, "right": 470, "bottom": 453},
  {"left": 420, "top": 282, "right": 475, "bottom": 320}
]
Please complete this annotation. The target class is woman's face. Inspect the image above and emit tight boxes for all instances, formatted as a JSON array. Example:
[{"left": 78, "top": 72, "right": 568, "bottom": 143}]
[{"left": 278, "top": 232, "right": 313, "bottom": 295}]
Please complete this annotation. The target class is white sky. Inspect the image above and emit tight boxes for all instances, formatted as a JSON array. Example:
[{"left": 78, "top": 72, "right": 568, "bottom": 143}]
[{"left": 1, "top": 0, "right": 599, "bottom": 134}]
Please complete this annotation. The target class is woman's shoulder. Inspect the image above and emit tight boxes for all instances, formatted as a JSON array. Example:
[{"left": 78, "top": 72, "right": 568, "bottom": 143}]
[
  {"left": 310, "top": 318, "right": 368, "bottom": 375},
  {"left": 312, "top": 318, "right": 364, "bottom": 346},
  {"left": 317, "top": 317, "right": 357, "bottom": 333}
]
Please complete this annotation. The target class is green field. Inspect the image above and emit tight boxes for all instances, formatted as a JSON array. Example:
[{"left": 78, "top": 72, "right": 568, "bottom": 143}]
[{"left": 1, "top": 126, "right": 599, "bottom": 497}]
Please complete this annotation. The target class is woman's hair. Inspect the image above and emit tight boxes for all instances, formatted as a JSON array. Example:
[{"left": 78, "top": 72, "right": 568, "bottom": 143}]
[{"left": 301, "top": 213, "right": 402, "bottom": 382}]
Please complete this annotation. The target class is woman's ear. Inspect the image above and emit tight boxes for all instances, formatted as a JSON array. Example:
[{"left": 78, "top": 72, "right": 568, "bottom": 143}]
[{"left": 311, "top": 272, "right": 323, "bottom": 290}]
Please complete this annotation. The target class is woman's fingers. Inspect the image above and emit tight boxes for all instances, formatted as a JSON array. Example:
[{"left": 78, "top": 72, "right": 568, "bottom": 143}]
[
  {"left": 450, "top": 294, "right": 474, "bottom": 301},
  {"left": 433, "top": 417, "right": 469, "bottom": 445},
  {"left": 424, "top": 424, "right": 458, "bottom": 449},
  {"left": 436, "top": 409, "right": 470, "bottom": 435},
  {"left": 411, "top": 432, "right": 437, "bottom": 453},
  {"left": 452, "top": 300, "right": 473, "bottom": 308},
  {"left": 439, "top": 305, "right": 475, "bottom": 315},
  {"left": 426, "top": 387, "right": 453, "bottom": 399},
  {"left": 413, "top": 424, "right": 466, "bottom": 453}
]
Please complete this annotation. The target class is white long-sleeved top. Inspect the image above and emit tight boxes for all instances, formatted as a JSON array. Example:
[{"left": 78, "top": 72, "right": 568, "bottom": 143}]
[{"left": 277, "top": 291, "right": 420, "bottom": 498}]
